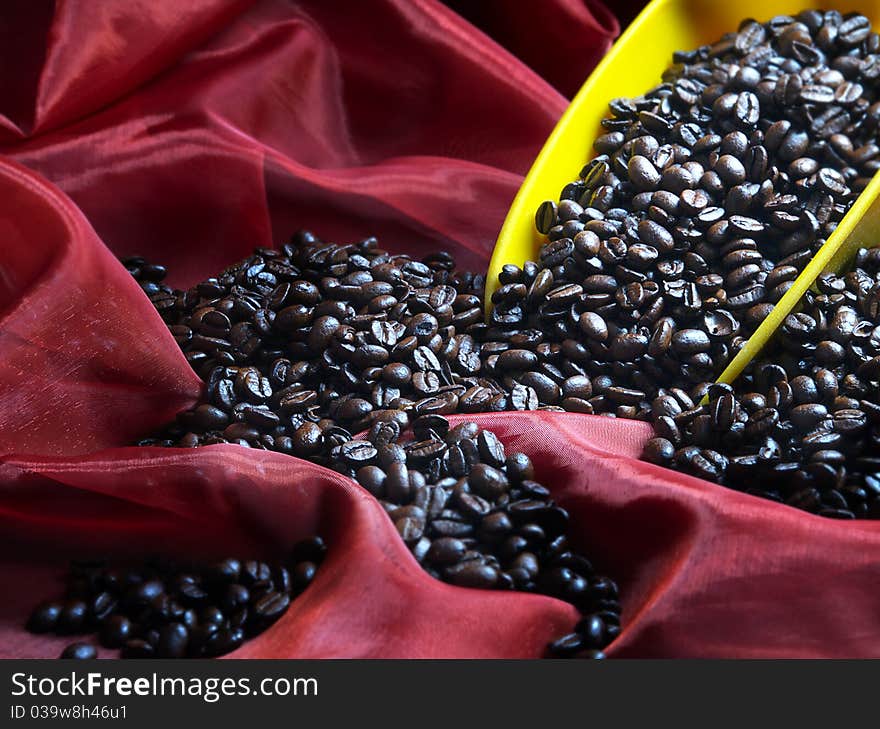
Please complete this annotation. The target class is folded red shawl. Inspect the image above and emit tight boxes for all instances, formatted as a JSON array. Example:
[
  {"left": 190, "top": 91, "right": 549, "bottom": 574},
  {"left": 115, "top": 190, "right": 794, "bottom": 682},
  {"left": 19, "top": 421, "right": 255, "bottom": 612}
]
[{"left": 1, "top": 0, "right": 878, "bottom": 658}]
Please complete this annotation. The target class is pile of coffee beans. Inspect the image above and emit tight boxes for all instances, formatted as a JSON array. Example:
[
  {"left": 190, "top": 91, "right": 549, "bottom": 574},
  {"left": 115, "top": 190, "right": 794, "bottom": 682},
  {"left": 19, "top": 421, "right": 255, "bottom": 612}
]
[
  {"left": 350, "top": 415, "right": 620, "bottom": 657},
  {"left": 493, "top": 10, "right": 880, "bottom": 422},
  {"left": 644, "top": 247, "right": 880, "bottom": 518},
  {"left": 26, "top": 537, "right": 325, "bottom": 659},
  {"left": 126, "top": 243, "right": 621, "bottom": 657},
  {"left": 128, "top": 231, "right": 501, "bottom": 451}
]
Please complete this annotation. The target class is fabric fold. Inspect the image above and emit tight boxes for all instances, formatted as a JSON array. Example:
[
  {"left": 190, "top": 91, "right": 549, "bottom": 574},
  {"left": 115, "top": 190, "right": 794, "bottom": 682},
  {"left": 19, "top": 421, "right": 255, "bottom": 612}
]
[
  {"left": 0, "top": 159, "right": 202, "bottom": 456},
  {"left": 2, "top": 0, "right": 877, "bottom": 659}
]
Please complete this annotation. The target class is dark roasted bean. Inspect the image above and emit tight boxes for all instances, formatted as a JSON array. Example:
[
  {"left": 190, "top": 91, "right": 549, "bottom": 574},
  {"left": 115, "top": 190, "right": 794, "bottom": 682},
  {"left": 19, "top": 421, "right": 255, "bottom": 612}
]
[
  {"left": 156, "top": 623, "right": 189, "bottom": 659},
  {"left": 57, "top": 600, "right": 89, "bottom": 635},
  {"left": 643, "top": 437, "right": 675, "bottom": 464},
  {"left": 672, "top": 329, "right": 711, "bottom": 355},
  {"left": 100, "top": 616, "right": 132, "bottom": 649},
  {"left": 27, "top": 602, "right": 62, "bottom": 634},
  {"left": 426, "top": 538, "right": 466, "bottom": 565},
  {"left": 60, "top": 643, "right": 97, "bottom": 660},
  {"left": 29, "top": 536, "right": 326, "bottom": 660},
  {"left": 253, "top": 591, "right": 291, "bottom": 624},
  {"left": 535, "top": 201, "right": 558, "bottom": 235},
  {"left": 445, "top": 562, "right": 499, "bottom": 589},
  {"left": 628, "top": 155, "right": 661, "bottom": 191}
]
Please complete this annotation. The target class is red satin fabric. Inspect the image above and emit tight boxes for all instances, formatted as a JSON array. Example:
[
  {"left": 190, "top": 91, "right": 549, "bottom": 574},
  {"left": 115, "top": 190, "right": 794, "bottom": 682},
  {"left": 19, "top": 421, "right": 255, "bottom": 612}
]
[{"left": 1, "top": 0, "right": 878, "bottom": 659}]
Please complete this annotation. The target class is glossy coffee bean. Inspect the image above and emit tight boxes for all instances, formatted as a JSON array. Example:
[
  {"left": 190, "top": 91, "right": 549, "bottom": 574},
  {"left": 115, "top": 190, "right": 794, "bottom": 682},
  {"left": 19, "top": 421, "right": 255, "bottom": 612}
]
[
  {"left": 27, "top": 602, "right": 62, "bottom": 633},
  {"left": 445, "top": 562, "right": 499, "bottom": 589},
  {"left": 292, "top": 561, "right": 317, "bottom": 591},
  {"left": 156, "top": 623, "right": 189, "bottom": 659},
  {"left": 57, "top": 600, "right": 89, "bottom": 634},
  {"left": 643, "top": 437, "right": 675, "bottom": 464},
  {"left": 60, "top": 642, "right": 97, "bottom": 660},
  {"left": 100, "top": 616, "right": 132, "bottom": 649},
  {"left": 253, "top": 591, "right": 291, "bottom": 624}
]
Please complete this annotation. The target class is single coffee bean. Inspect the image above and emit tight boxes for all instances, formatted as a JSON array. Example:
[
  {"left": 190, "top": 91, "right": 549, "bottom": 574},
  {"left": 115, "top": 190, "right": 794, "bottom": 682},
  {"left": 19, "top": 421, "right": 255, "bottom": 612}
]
[
  {"left": 628, "top": 155, "right": 661, "bottom": 191},
  {"left": 292, "top": 561, "right": 317, "bottom": 590},
  {"left": 253, "top": 591, "right": 291, "bottom": 623},
  {"left": 156, "top": 623, "right": 189, "bottom": 659},
  {"left": 548, "top": 632, "right": 584, "bottom": 656},
  {"left": 100, "top": 616, "right": 132, "bottom": 648},
  {"left": 445, "top": 562, "right": 499, "bottom": 589},
  {"left": 535, "top": 201, "right": 557, "bottom": 235},
  {"left": 578, "top": 312, "right": 608, "bottom": 342},
  {"left": 643, "top": 437, "right": 675, "bottom": 464},
  {"left": 672, "top": 329, "right": 711, "bottom": 355},
  {"left": 60, "top": 643, "right": 97, "bottom": 660},
  {"left": 27, "top": 602, "right": 62, "bottom": 633},
  {"left": 57, "top": 600, "right": 89, "bottom": 634}
]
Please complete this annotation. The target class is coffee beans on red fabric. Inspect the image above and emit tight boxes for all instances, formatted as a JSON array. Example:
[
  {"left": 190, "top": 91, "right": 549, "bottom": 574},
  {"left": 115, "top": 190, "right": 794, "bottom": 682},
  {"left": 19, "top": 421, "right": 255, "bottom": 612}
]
[
  {"left": 125, "top": 242, "right": 621, "bottom": 658},
  {"left": 27, "top": 537, "right": 326, "bottom": 659},
  {"left": 64, "top": 9, "right": 880, "bottom": 659}
]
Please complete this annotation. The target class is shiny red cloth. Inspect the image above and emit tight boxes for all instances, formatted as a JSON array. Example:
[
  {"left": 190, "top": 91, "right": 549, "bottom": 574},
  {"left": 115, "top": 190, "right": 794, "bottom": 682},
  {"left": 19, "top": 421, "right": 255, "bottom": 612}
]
[{"left": 1, "top": 0, "right": 879, "bottom": 659}]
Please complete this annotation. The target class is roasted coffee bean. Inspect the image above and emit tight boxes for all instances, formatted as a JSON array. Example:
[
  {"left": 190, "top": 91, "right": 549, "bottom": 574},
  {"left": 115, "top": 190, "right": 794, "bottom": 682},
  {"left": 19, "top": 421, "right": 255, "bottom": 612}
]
[
  {"left": 672, "top": 329, "right": 711, "bottom": 355},
  {"left": 356, "top": 465, "right": 386, "bottom": 496},
  {"left": 100, "top": 615, "right": 132, "bottom": 648},
  {"left": 839, "top": 14, "right": 871, "bottom": 45},
  {"left": 562, "top": 375, "right": 592, "bottom": 400},
  {"left": 638, "top": 220, "right": 674, "bottom": 251},
  {"left": 579, "top": 312, "right": 608, "bottom": 342},
  {"left": 289, "top": 536, "right": 327, "bottom": 567},
  {"left": 89, "top": 591, "right": 117, "bottom": 623},
  {"left": 57, "top": 600, "right": 89, "bottom": 634},
  {"left": 208, "top": 558, "right": 242, "bottom": 584},
  {"left": 340, "top": 439, "right": 378, "bottom": 465},
  {"left": 156, "top": 623, "right": 189, "bottom": 659},
  {"left": 477, "top": 430, "right": 506, "bottom": 467},
  {"left": 497, "top": 349, "right": 538, "bottom": 371},
  {"left": 548, "top": 632, "right": 584, "bottom": 657},
  {"left": 577, "top": 614, "right": 607, "bottom": 649},
  {"left": 520, "top": 371, "right": 562, "bottom": 404},
  {"left": 27, "top": 602, "right": 62, "bottom": 633},
  {"left": 790, "top": 404, "right": 828, "bottom": 432},
  {"left": 253, "top": 591, "right": 291, "bottom": 624},
  {"left": 628, "top": 156, "right": 661, "bottom": 191},
  {"left": 292, "top": 562, "right": 317, "bottom": 591},
  {"left": 425, "top": 538, "right": 467, "bottom": 565},
  {"left": 643, "top": 437, "right": 675, "bottom": 464},
  {"left": 120, "top": 638, "right": 154, "bottom": 658},
  {"left": 385, "top": 463, "right": 411, "bottom": 504},
  {"left": 535, "top": 201, "right": 558, "bottom": 235},
  {"left": 202, "top": 627, "right": 246, "bottom": 658},
  {"left": 716, "top": 155, "right": 747, "bottom": 186},
  {"left": 445, "top": 562, "right": 499, "bottom": 589},
  {"left": 60, "top": 642, "right": 97, "bottom": 660}
]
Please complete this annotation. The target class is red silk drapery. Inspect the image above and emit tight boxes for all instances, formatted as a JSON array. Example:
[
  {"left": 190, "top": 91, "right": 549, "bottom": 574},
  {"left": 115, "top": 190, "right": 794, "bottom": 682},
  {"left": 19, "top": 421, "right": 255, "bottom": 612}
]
[{"left": 1, "top": 0, "right": 878, "bottom": 658}]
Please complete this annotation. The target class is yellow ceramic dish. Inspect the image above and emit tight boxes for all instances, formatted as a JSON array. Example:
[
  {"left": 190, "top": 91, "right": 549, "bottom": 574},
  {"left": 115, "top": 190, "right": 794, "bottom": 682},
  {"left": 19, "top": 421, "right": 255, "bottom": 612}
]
[{"left": 485, "top": 0, "right": 880, "bottom": 385}]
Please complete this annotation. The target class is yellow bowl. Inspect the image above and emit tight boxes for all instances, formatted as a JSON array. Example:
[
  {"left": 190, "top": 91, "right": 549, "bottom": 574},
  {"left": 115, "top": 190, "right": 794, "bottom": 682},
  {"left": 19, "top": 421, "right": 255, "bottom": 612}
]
[{"left": 485, "top": 0, "right": 880, "bottom": 385}]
